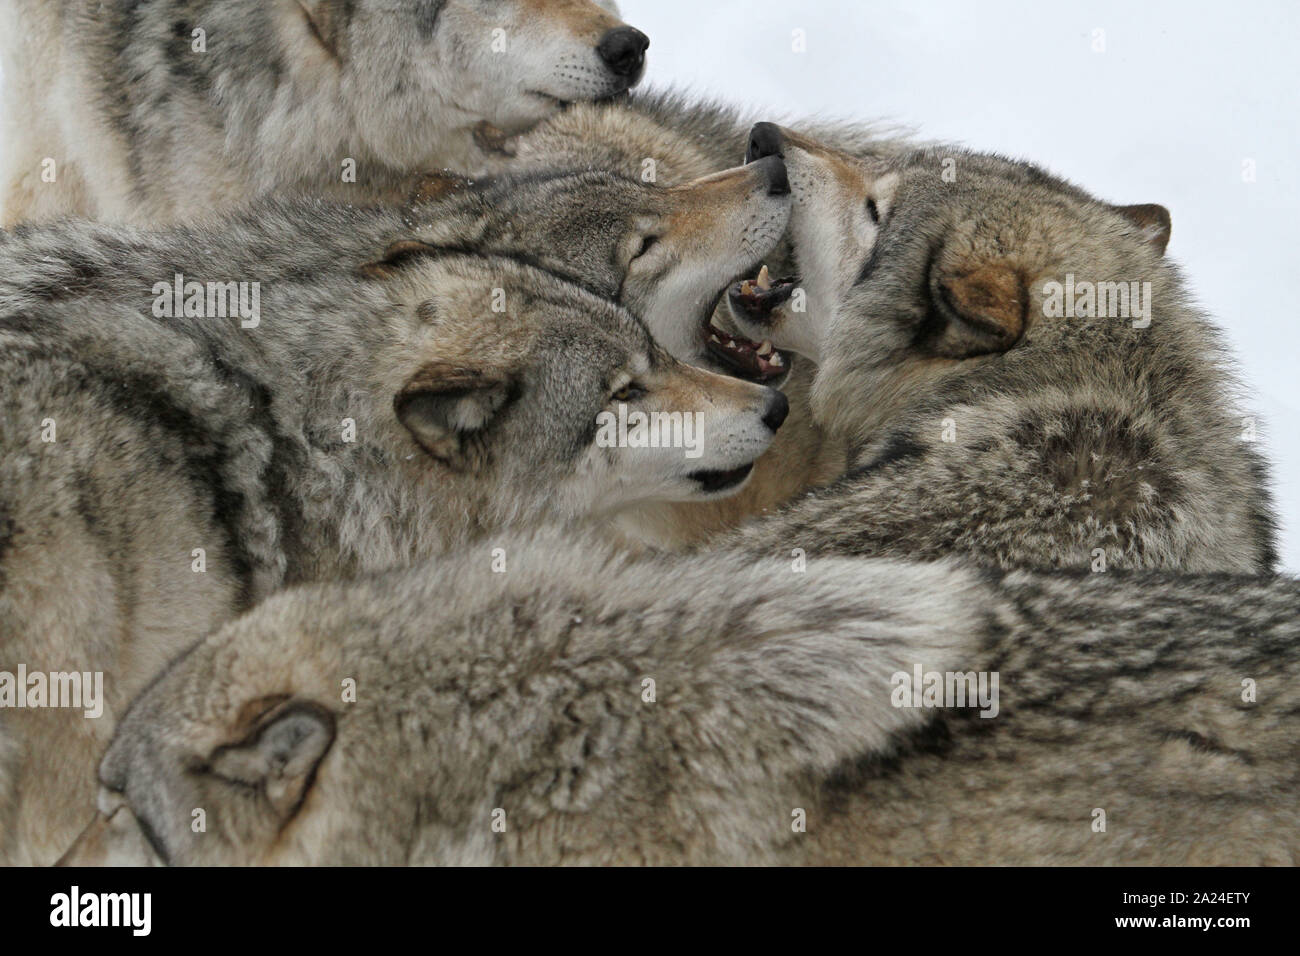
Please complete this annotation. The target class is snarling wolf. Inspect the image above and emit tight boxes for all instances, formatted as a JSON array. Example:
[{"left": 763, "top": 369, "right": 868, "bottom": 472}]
[
  {"left": 0, "top": 0, "right": 649, "bottom": 225},
  {"left": 716, "top": 125, "right": 1278, "bottom": 572},
  {"left": 59, "top": 530, "right": 1300, "bottom": 865},
  {"left": 0, "top": 189, "right": 790, "bottom": 863}
]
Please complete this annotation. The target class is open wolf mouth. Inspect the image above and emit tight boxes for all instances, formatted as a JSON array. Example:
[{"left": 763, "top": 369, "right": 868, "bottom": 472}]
[
  {"left": 705, "top": 265, "right": 796, "bottom": 382},
  {"left": 688, "top": 462, "right": 754, "bottom": 493}
]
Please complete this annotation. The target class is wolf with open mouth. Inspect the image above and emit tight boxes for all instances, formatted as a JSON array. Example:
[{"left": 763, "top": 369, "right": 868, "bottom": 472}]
[{"left": 718, "top": 123, "right": 1277, "bottom": 572}]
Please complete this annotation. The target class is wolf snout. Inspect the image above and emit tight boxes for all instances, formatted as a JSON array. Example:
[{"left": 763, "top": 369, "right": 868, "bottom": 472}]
[
  {"left": 752, "top": 153, "right": 790, "bottom": 196},
  {"left": 746, "top": 122, "right": 785, "bottom": 164},
  {"left": 597, "top": 27, "right": 650, "bottom": 80},
  {"left": 761, "top": 389, "right": 790, "bottom": 432}
]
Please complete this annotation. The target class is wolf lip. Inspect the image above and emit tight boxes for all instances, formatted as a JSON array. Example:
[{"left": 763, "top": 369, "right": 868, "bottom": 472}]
[
  {"left": 525, "top": 90, "right": 572, "bottom": 109},
  {"left": 689, "top": 462, "right": 754, "bottom": 493},
  {"left": 728, "top": 272, "right": 797, "bottom": 324},
  {"left": 704, "top": 321, "right": 790, "bottom": 382}
]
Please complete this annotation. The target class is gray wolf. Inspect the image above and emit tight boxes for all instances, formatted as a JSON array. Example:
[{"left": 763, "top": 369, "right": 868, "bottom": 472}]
[
  {"left": 0, "top": 0, "right": 648, "bottom": 225},
  {"left": 58, "top": 531, "right": 1300, "bottom": 865},
  {"left": 720, "top": 125, "right": 1278, "bottom": 572},
  {"left": 0, "top": 188, "right": 788, "bottom": 863},
  {"left": 0, "top": 155, "right": 794, "bottom": 370}
]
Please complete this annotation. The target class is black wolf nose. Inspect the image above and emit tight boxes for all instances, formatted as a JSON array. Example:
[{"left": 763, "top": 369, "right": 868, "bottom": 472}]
[
  {"left": 747, "top": 122, "right": 785, "bottom": 164},
  {"left": 762, "top": 389, "right": 790, "bottom": 432},
  {"left": 754, "top": 154, "right": 790, "bottom": 196},
  {"left": 598, "top": 27, "right": 649, "bottom": 78}
]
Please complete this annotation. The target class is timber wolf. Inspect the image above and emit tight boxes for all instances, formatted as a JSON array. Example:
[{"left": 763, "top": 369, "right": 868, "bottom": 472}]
[
  {"left": 59, "top": 531, "right": 1300, "bottom": 865},
  {"left": 0, "top": 155, "right": 794, "bottom": 369},
  {"left": 0, "top": 0, "right": 649, "bottom": 225},
  {"left": 0, "top": 195, "right": 787, "bottom": 863},
  {"left": 720, "top": 125, "right": 1278, "bottom": 572}
]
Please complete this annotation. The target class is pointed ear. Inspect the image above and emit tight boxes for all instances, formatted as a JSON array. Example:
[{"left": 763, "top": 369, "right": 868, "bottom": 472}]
[
  {"left": 295, "top": 1, "right": 346, "bottom": 59},
  {"left": 394, "top": 363, "right": 515, "bottom": 470},
  {"left": 409, "top": 170, "right": 473, "bottom": 206},
  {"left": 1114, "top": 203, "right": 1172, "bottom": 256},
  {"left": 932, "top": 263, "right": 1028, "bottom": 358},
  {"left": 209, "top": 701, "right": 335, "bottom": 821},
  {"left": 359, "top": 241, "right": 443, "bottom": 280}
]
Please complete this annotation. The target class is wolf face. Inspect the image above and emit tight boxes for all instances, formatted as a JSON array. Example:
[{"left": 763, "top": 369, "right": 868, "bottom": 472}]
[
  {"left": 312, "top": 0, "right": 648, "bottom": 166},
  {"left": 372, "top": 256, "right": 787, "bottom": 517},
  {"left": 58, "top": 533, "right": 984, "bottom": 867},
  {"left": 728, "top": 124, "right": 1174, "bottom": 430},
  {"left": 377, "top": 157, "right": 793, "bottom": 377},
  {"left": 0, "top": 0, "right": 648, "bottom": 224}
]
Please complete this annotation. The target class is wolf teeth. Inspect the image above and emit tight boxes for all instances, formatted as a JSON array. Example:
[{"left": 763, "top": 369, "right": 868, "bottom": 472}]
[
  {"left": 768, "top": 351, "right": 784, "bottom": 367},
  {"left": 757, "top": 340, "right": 773, "bottom": 357},
  {"left": 757, "top": 265, "right": 772, "bottom": 291}
]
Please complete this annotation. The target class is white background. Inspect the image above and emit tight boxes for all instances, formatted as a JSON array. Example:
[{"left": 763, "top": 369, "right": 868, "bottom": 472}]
[
  {"left": 621, "top": 0, "right": 1299, "bottom": 571},
  {"left": 1, "top": 0, "right": 1296, "bottom": 569}
]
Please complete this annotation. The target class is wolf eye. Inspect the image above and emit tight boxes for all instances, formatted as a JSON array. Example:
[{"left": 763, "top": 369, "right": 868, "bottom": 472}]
[
  {"left": 866, "top": 197, "right": 881, "bottom": 224},
  {"left": 631, "top": 235, "right": 660, "bottom": 261},
  {"left": 611, "top": 383, "right": 645, "bottom": 403}
]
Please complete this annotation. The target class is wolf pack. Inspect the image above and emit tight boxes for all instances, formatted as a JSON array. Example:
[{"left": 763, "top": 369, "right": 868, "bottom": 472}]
[{"left": 0, "top": 0, "right": 1295, "bottom": 867}]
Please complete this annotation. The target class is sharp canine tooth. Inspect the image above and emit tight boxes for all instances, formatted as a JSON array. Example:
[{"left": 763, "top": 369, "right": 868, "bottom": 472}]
[
  {"left": 769, "top": 352, "right": 784, "bottom": 367},
  {"left": 757, "top": 340, "right": 773, "bottom": 356},
  {"left": 757, "top": 265, "right": 772, "bottom": 290}
]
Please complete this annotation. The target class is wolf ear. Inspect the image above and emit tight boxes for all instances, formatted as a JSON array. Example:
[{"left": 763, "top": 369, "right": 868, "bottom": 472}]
[
  {"left": 209, "top": 701, "right": 335, "bottom": 821},
  {"left": 1113, "top": 203, "right": 1172, "bottom": 256},
  {"left": 395, "top": 363, "right": 515, "bottom": 470},
  {"left": 932, "top": 263, "right": 1028, "bottom": 358}
]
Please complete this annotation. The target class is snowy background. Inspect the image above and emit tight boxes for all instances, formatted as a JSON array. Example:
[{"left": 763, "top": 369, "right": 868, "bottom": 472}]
[{"left": 1, "top": 0, "right": 1296, "bottom": 569}]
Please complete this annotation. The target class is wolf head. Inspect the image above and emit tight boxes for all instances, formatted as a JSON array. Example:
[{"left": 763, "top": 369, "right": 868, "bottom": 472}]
[
  {"left": 726, "top": 124, "right": 1177, "bottom": 439},
  {"left": 292, "top": 0, "right": 648, "bottom": 167},
  {"left": 59, "top": 532, "right": 983, "bottom": 866},
  {"left": 365, "top": 255, "right": 786, "bottom": 522},
  {"left": 370, "top": 157, "right": 793, "bottom": 376}
]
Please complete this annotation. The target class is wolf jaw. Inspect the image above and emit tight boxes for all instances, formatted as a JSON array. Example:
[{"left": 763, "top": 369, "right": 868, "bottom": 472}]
[{"left": 711, "top": 264, "right": 799, "bottom": 381}]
